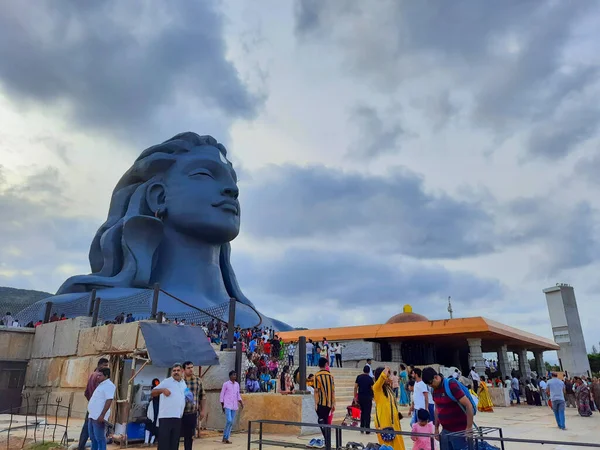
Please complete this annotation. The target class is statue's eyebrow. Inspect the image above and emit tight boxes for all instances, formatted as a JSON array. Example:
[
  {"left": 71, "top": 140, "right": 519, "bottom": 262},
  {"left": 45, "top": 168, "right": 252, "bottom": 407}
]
[{"left": 182, "top": 158, "right": 238, "bottom": 182}]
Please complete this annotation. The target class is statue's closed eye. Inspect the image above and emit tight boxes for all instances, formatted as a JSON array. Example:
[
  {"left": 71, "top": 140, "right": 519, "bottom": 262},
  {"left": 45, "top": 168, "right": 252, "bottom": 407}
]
[{"left": 189, "top": 169, "right": 215, "bottom": 179}]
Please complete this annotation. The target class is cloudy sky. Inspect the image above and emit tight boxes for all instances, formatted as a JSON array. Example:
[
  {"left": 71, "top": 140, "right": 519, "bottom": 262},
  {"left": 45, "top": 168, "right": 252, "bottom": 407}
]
[{"left": 1, "top": 1, "right": 600, "bottom": 355}]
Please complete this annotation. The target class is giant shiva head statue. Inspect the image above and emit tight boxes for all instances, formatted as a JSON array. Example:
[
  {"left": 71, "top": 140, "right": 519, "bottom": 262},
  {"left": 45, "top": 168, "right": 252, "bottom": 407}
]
[{"left": 57, "top": 132, "right": 249, "bottom": 305}]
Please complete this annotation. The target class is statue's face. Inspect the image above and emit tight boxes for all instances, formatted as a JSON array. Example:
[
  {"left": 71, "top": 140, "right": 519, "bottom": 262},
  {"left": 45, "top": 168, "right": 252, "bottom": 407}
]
[{"left": 162, "top": 146, "right": 240, "bottom": 243}]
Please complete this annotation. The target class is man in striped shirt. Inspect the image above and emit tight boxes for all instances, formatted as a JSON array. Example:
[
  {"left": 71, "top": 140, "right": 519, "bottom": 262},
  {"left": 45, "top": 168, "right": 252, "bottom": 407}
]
[{"left": 314, "top": 357, "right": 335, "bottom": 449}]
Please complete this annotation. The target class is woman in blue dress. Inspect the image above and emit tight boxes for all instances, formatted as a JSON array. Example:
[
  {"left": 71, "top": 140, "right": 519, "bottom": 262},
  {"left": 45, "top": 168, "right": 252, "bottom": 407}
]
[{"left": 398, "top": 364, "right": 410, "bottom": 406}]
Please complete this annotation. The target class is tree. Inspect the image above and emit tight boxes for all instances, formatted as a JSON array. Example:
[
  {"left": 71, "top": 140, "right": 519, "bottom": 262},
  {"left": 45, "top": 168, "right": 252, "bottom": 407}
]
[{"left": 589, "top": 354, "right": 600, "bottom": 374}]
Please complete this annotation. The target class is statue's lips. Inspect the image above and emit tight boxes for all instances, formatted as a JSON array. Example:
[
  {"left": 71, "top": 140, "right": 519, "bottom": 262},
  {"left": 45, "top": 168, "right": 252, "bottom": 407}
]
[{"left": 212, "top": 199, "right": 239, "bottom": 215}]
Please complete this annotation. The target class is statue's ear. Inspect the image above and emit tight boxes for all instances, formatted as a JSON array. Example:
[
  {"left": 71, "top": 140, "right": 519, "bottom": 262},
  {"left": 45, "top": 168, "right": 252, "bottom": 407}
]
[{"left": 146, "top": 182, "right": 166, "bottom": 215}]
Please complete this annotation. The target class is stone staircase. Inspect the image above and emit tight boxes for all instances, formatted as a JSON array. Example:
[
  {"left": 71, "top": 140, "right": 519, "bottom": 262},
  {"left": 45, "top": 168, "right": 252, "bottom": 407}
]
[
  {"left": 306, "top": 366, "right": 371, "bottom": 423},
  {"left": 306, "top": 366, "right": 412, "bottom": 423}
]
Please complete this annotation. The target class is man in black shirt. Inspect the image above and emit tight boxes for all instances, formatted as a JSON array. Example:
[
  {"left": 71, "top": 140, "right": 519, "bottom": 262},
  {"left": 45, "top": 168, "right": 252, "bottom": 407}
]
[{"left": 354, "top": 366, "right": 374, "bottom": 433}]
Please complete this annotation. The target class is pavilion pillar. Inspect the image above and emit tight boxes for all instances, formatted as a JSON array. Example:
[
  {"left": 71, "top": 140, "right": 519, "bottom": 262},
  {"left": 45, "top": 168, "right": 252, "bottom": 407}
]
[
  {"left": 467, "top": 338, "right": 485, "bottom": 375},
  {"left": 533, "top": 350, "right": 545, "bottom": 378},
  {"left": 497, "top": 344, "right": 512, "bottom": 378},
  {"left": 372, "top": 342, "right": 382, "bottom": 361},
  {"left": 452, "top": 349, "right": 461, "bottom": 369},
  {"left": 390, "top": 342, "right": 403, "bottom": 363},
  {"left": 518, "top": 348, "right": 532, "bottom": 380}
]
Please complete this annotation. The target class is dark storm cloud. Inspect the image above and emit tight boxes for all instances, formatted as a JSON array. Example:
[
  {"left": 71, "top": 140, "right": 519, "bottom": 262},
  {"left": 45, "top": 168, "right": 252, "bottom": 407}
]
[
  {"left": 241, "top": 164, "right": 495, "bottom": 259},
  {"left": 233, "top": 246, "right": 503, "bottom": 310},
  {"left": 0, "top": 166, "right": 97, "bottom": 291},
  {"left": 349, "top": 105, "right": 408, "bottom": 158},
  {"left": 293, "top": 0, "right": 600, "bottom": 159},
  {"left": 294, "top": 0, "right": 323, "bottom": 35},
  {"left": 576, "top": 154, "right": 600, "bottom": 186},
  {"left": 0, "top": 0, "right": 261, "bottom": 142},
  {"left": 503, "top": 198, "right": 599, "bottom": 272},
  {"left": 527, "top": 103, "right": 600, "bottom": 160}
]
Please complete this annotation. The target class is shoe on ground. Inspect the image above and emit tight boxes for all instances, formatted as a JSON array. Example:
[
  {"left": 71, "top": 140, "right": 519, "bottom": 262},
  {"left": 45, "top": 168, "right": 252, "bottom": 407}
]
[{"left": 307, "top": 438, "right": 317, "bottom": 448}]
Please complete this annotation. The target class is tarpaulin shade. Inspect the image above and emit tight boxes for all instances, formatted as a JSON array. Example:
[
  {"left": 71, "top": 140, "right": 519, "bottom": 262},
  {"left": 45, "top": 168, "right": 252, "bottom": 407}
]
[{"left": 139, "top": 322, "right": 220, "bottom": 367}]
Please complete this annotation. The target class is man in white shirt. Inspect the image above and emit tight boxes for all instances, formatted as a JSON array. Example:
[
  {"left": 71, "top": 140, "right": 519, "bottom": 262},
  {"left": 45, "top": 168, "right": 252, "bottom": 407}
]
[
  {"left": 152, "top": 363, "right": 188, "bottom": 450},
  {"left": 306, "top": 340, "right": 314, "bottom": 367},
  {"left": 287, "top": 342, "right": 296, "bottom": 366},
  {"left": 539, "top": 377, "right": 548, "bottom": 406},
  {"left": 87, "top": 368, "right": 115, "bottom": 450},
  {"left": 469, "top": 366, "right": 481, "bottom": 393},
  {"left": 2, "top": 312, "right": 14, "bottom": 327},
  {"left": 546, "top": 373, "right": 566, "bottom": 430},
  {"left": 334, "top": 342, "right": 343, "bottom": 368},
  {"left": 410, "top": 368, "right": 430, "bottom": 424},
  {"left": 365, "top": 359, "right": 374, "bottom": 378},
  {"left": 328, "top": 344, "right": 336, "bottom": 368}
]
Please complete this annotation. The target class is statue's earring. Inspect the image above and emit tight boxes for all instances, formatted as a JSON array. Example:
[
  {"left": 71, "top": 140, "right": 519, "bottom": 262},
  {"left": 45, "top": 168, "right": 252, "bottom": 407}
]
[{"left": 154, "top": 207, "right": 166, "bottom": 220}]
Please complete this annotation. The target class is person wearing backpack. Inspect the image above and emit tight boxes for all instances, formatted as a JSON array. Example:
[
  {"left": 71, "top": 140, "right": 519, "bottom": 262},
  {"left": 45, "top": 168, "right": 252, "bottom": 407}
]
[{"left": 422, "top": 367, "right": 474, "bottom": 450}]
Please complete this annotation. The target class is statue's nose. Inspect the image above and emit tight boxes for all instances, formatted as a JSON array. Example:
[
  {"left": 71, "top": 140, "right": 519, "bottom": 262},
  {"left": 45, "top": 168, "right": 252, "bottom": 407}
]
[{"left": 222, "top": 186, "right": 239, "bottom": 199}]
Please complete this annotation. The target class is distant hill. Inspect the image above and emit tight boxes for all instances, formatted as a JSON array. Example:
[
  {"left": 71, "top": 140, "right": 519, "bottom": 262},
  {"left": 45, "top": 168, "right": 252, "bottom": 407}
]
[{"left": 0, "top": 286, "right": 53, "bottom": 314}]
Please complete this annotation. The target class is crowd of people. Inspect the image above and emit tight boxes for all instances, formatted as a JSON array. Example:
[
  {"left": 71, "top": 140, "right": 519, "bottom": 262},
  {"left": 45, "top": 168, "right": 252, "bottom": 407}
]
[
  {"left": 330, "top": 361, "right": 481, "bottom": 450},
  {"left": 1, "top": 311, "right": 69, "bottom": 328},
  {"left": 27, "top": 311, "right": 600, "bottom": 449},
  {"left": 306, "top": 338, "right": 345, "bottom": 367}
]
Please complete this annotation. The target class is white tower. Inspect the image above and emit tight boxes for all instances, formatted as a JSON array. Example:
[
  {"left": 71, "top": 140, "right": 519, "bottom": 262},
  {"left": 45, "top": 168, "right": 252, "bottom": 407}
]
[{"left": 543, "top": 284, "right": 591, "bottom": 377}]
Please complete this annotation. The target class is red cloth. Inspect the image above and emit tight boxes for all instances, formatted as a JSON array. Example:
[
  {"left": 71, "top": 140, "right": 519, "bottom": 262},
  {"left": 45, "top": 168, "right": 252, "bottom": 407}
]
[
  {"left": 348, "top": 406, "right": 361, "bottom": 420},
  {"left": 264, "top": 342, "right": 271, "bottom": 355},
  {"left": 432, "top": 378, "right": 467, "bottom": 432},
  {"left": 84, "top": 370, "right": 102, "bottom": 401}
]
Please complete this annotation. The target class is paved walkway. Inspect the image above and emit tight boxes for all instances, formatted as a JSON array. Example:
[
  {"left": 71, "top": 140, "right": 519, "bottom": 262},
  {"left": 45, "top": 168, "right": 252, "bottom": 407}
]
[
  {"left": 225, "top": 405, "right": 600, "bottom": 450},
  {"left": 3, "top": 405, "right": 599, "bottom": 450}
]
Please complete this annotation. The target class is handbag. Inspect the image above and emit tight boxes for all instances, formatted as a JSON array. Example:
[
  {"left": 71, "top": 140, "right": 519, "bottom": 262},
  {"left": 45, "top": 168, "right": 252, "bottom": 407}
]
[
  {"left": 379, "top": 427, "right": 396, "bottom": 442},
  {"left": 375, "top": 388, "right": 398, "bottom": 442}
]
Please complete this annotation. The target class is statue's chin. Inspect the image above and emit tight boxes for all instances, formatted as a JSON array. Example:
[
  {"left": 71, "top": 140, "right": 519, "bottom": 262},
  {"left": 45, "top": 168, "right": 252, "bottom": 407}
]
[{"left": 179, "top": 225, "right": 240, "bottom": 244}]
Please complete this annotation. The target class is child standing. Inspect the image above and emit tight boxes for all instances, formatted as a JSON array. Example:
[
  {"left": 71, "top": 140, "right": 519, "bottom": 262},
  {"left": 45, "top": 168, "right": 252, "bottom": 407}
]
[{"left": 411, "top": 409, "right": 436, "bottom": 450}]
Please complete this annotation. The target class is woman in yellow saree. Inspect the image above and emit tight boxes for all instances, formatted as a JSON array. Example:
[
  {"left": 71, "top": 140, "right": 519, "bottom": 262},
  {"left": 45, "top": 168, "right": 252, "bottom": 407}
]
[
  {"left": 477, "top": 376, "right": 494, "bottom": 412},
  {"left": 374, "top": 367, "right": 406, "bottom": 450}
]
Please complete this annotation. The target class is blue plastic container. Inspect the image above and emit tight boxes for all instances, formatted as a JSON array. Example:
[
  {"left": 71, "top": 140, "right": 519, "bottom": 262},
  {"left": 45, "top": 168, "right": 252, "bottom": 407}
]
[{"left": 126, "top": 422, "right": 146, "bottom": 440}]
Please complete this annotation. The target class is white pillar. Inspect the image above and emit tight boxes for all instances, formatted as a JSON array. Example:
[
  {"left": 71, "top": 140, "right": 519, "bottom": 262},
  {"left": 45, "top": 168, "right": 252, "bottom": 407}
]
[
  {"left": 497, "top": 344, "right": 512, "bottom": 378},
  {"left": 518, "top": 348, "right": 532, "bottom": 380},
  {"left": 467, "top": 338, "right": 486, "bottom": 375},
  {"left": 373, "top": 342, "right": 382, "bottom": 361},
  {"left": 533, "top": 351, "right": 545, "bottom": 378},
  {"left": 390, "top": 342, "right": 403, "bottom": 363}
]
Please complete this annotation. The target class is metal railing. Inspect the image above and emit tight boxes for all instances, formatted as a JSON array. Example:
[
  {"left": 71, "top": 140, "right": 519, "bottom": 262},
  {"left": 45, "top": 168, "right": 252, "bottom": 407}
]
[
  {"left": 246, "top": 419, "right": 600, "bottom": 450},
  {"left": 0, "top": 393, "right": 72, "bottom": 450},
  {"left": 7, "top": 283, "right": 260, "bottom": 331},
  {"left": 447, "top": 427, "right": 600, "bottom": 449},
  {"left": 247, "top": 419, "right": 437, "bottom": 450}
]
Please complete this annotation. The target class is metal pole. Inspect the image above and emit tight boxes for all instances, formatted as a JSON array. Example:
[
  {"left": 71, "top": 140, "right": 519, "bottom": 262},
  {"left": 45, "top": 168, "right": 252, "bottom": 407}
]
[
  {"left": 247, "top": 421, "right": 252, "bottom": 450},
  {"left": 299, "top": 336, "right": 307, "bottom": 391},
  {"left": 91, "top": 298, "right": 101, "bottom": 327},
  {"left": 151, "top": 283, "right": 160, "bottom": 319},
  {"left": 227, "top": 298, "right": 235, "bottom": 350},
  {"left": 235, "top": 340, "right": 242, "bottom": 380},
  {"left": 88, "top": 289, "right": 96, "bottom": 316},
  {"left": 43, "top": 302, "right": 53, "bottom": 323}
]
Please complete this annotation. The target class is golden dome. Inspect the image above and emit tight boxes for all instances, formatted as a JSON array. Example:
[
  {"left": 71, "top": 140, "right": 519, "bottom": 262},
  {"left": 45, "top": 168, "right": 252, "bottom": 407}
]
[{"left": 386, "top": 304, "right": 428, "bottom": 324}]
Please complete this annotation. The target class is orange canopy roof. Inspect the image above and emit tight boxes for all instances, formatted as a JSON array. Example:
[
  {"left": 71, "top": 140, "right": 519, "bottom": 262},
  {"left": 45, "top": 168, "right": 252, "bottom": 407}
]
[{"left": 279, "top": 317, "right": 559, "bottom": 351}]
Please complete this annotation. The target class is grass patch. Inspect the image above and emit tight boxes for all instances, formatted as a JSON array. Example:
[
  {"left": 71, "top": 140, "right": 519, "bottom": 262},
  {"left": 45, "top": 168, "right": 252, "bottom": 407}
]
[{"left": 26, "top": 442, "right": 63, "bottom": 450}]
